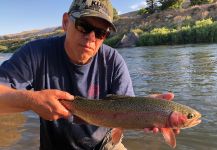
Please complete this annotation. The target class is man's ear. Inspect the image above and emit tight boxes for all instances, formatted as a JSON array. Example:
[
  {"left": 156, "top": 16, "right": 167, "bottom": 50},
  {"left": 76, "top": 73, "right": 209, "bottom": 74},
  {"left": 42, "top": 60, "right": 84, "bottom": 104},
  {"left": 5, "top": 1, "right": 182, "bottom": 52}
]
[{"left": 62, "top": 13, "right": 69, "bottom": 31}]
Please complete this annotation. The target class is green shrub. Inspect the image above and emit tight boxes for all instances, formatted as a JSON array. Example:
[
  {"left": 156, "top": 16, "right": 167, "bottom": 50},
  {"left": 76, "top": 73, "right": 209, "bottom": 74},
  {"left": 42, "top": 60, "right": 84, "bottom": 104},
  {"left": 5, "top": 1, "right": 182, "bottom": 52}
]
[
  {"left": 0, "top": 45, "right": 8, "bottom": 52},
  {"left": 138, "top": 28, "right": 171, "bottom": 46},
  {"left": 195, "top": 18, "right": 213, "bottom": 27},
  {"left": 138, "top": 19, "right": 217, "bottom": 46},
  {"left": 104, "top": 34, "right": 123, "bottom": 47},
  {"left": 150, "top": 27, "right": 170, "bottom": 34}
]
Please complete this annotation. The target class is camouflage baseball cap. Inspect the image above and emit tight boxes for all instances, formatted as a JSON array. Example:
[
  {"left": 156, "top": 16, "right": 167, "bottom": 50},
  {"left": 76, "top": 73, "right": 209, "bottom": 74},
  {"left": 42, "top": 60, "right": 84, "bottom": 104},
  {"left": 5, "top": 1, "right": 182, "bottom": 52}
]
[{"left": 68, "top": 0, "right": 116, "bottom": 32}]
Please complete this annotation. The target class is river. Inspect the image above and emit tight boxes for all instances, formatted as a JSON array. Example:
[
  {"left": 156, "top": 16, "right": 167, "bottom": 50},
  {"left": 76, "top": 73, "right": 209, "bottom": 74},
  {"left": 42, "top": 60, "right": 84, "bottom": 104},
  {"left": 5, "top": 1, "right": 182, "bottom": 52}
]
[{"left": 0, "top": 44, "right": 217, "bottom": 150}]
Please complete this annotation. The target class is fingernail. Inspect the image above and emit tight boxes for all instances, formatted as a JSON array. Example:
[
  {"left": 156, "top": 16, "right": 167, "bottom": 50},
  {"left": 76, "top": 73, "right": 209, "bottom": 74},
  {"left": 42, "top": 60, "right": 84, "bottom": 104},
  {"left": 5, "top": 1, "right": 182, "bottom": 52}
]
[
  {"left": 153, "top": 128, "right": 159, "bottom": 134},
  {"left": 67, "top": 94, "right": 74, "bottom": 100},
  {"left": 64, "top": 112, "right": 72, "bottom": 119}
]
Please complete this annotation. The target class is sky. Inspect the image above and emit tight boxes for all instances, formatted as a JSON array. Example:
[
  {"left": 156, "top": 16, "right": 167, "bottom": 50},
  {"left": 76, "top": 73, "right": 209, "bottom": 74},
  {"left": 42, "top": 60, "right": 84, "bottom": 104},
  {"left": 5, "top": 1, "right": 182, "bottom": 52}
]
[{"left": 0, "top": 0, "right": 147, "bottom": 36}]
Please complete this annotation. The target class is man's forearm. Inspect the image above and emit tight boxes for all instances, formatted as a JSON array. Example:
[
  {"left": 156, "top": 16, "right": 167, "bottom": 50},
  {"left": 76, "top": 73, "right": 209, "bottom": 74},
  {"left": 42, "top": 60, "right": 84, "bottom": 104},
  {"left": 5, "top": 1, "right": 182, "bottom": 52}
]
[
  {"left": 0, "top": 85, "right": 30, "bottom": 114},
  {"left": 0, "top": 84, "right": 73, "bottom": 120}
]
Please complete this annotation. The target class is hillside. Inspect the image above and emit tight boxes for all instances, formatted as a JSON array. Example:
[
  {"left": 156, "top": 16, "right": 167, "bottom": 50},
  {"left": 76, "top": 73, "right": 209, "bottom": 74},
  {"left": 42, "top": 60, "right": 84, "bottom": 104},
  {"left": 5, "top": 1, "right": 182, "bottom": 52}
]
[
  {"left": 0, "top": 27, "right": 62, "bottom": 40},
  {"left": 1, "top": 2, "right": 217, "bottom": 51},
  {"left": 114, "top": 2, "right": 217, "bottom": 35}
]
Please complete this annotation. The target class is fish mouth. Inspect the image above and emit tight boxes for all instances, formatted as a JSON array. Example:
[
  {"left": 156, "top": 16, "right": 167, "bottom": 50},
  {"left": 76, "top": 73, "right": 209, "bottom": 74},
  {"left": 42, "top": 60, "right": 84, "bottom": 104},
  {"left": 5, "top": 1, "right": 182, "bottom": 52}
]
[{"left": 188, "top": 118, "right": 201, "bottom": 127}]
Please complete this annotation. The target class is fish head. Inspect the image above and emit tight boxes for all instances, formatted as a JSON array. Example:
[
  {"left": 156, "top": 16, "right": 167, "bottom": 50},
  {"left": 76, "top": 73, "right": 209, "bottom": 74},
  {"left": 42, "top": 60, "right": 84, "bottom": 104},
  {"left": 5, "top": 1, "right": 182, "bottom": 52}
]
[{"left": 168, "top": 105, "right": 201, "bottom": 129}]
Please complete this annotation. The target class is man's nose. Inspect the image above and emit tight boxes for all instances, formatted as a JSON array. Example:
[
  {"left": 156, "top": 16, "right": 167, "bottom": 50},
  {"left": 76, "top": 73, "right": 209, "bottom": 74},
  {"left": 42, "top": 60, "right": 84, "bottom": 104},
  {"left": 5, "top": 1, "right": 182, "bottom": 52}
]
[{"left": 84, "top": 31, "right": 96, "bottom": 41}]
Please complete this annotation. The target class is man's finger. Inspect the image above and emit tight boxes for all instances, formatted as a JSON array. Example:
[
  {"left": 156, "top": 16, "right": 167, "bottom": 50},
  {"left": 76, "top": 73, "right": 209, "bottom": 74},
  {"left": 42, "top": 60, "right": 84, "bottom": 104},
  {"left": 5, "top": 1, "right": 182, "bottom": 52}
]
[
  {"left": 150, "top": 92, "right": 174, "bottom": 101},
  {"left": 152, "top": 127, "right": 159, "bottom": 134},
  {"left": 173, "top": 129, "right": 180, "bottom": 134},
  {"left": 47, "top": 99, "right": 72, "bottom": 119},
  {"left": 54, "top": 91, "right": 74, "bottom": 101},
  {"left": 161, "top": 92, "right": 174, "bottom": 101}
]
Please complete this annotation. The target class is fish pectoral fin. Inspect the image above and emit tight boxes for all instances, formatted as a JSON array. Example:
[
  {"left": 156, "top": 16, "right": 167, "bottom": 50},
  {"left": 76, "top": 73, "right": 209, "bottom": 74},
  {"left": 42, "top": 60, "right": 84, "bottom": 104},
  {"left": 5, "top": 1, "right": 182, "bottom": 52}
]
[
  {"left": 111, "top": 128, "right": 124, "bottom": 145},
  {"left": 160, "top": 128, "right": 176, "bottom": 148}
]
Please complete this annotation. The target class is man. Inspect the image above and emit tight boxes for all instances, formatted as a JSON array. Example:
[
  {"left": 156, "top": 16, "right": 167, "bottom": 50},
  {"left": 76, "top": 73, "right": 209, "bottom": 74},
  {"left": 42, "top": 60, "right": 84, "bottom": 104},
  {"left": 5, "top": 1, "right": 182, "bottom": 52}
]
[{"left": 0, "top": 0, "right": 177, "bottom": 149}]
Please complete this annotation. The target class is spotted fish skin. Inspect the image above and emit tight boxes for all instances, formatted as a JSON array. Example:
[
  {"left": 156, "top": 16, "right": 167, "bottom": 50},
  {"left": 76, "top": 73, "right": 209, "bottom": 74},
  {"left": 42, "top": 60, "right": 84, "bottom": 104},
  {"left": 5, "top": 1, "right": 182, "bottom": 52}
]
[{"left": 70, "top": 95, "right": 201, "bottom": 130}]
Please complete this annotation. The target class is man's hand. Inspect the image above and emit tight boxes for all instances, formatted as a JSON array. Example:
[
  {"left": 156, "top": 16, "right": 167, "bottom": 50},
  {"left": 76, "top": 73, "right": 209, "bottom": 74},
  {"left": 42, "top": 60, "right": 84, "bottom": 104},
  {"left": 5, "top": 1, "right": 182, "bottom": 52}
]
[
  {"left": 144, "top": 92, "right": 180, "bottom": 134},
  {"left": 24, "top": 89, "right": 74, "bottom": 121}
]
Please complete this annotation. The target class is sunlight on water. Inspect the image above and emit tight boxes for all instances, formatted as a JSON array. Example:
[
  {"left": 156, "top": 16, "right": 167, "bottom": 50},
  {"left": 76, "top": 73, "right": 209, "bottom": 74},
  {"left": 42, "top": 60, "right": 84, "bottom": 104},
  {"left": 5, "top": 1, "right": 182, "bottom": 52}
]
[
  {"left": 0, "top": 114, "right": 26, "bottom": 147},
  {"left": 0, "top": 53, "right": 12, "bottom": 64}
]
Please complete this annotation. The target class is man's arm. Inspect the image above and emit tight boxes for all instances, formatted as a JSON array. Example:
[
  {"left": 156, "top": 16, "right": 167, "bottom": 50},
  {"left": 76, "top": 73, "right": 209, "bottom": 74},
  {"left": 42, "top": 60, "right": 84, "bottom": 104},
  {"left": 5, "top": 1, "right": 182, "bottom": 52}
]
[
  {"left": 0, "top": 84, "right": 29, "bottom": 113},
  {"left": 0, "top": 84, "right": 74, "bottom": 121}
]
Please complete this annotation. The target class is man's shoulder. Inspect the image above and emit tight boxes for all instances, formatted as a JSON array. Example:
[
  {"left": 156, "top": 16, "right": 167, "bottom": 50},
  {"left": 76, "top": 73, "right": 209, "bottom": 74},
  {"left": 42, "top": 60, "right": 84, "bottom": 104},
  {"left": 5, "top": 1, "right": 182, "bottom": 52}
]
[
  {"left": 100, "top": 44, "right": 119, "bottom": 57},
  {"left": 11, "top": 35, "right": 65, "bottom": 61},
  {"left": 26, "top": 35, "right": 65, "bottom": 49},
  {"left": 99, "top": 44, "right": 125, "bottom": 65}
]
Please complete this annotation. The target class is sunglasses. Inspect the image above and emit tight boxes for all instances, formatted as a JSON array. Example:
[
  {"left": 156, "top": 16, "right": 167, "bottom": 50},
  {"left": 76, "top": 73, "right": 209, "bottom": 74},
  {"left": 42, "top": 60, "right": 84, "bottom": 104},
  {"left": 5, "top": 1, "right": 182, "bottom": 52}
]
[{"left": 70, "top": 16, "right": 110, "bottom": 39}]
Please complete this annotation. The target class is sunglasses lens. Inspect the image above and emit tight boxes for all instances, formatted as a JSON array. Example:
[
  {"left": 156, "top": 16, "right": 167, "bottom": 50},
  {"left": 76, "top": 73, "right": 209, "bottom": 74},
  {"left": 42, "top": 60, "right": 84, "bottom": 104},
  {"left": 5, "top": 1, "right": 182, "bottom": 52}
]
[
  {"left": 75, "top": 20, "right": 88, "bottom": 32},
  {"left": 95, "top": 29, "right": 110, "bottom": 39},
  {"left": 74, "top": 18, "right": 110, "bottom": 39}
]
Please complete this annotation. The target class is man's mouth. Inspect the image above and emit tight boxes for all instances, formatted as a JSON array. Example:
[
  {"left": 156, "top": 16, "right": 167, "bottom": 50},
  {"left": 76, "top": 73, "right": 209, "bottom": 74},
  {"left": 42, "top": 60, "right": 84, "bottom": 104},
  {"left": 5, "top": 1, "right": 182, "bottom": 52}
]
[{"left": 79, "top": 44, "right": 93, "bottom": 50}]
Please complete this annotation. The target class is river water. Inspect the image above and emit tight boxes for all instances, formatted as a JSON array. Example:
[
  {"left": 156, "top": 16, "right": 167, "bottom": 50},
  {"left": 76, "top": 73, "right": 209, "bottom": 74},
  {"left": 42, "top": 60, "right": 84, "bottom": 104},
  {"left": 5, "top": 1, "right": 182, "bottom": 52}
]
[{"left": 0, "top": 44, "right": 217, "bottom": 150}]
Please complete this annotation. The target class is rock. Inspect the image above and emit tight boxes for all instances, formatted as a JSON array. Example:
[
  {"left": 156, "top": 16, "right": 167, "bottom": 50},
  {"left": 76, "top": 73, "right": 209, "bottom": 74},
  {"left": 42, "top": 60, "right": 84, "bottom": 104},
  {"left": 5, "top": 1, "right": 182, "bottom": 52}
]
[
  {"left": 165, "top": 14, "right": 173, "bottom": 19},
  {"left": 116, "top": 32, "right": 139, "bottom": 48}
]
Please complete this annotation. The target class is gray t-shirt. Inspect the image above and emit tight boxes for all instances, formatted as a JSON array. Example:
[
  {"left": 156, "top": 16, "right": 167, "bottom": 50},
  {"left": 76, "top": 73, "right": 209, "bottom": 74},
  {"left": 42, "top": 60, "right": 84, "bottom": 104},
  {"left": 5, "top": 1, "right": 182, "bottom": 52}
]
[{"left": 0, "top": 36, "right": 134, "bottom": 150}]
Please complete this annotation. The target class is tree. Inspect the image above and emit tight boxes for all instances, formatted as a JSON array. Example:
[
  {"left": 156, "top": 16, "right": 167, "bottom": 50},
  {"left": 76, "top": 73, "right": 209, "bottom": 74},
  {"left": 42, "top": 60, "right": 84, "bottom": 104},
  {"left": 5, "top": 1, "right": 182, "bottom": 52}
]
[
  {"left": 146, "top": 0, "right": 158, "bottom": 13},
  {"left": 138, "top": 8, "right": 149, "bottom": 15},
  {"left": 159, "top": 0, "right": 185, "bottom": 10},
  {"left": 113, "top": 8, "right": 119, "bottom": 20}
]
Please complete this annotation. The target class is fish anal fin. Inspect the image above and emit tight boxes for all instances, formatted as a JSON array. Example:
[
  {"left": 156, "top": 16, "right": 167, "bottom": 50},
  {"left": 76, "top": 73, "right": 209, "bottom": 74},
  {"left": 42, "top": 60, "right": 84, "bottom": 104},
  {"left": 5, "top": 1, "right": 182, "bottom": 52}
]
[
  {"left": 111, "top": 128, "right": 124, "bottom": 145},
  {"left": 161, "top": 128, "right": 176, "bottom": 148}
]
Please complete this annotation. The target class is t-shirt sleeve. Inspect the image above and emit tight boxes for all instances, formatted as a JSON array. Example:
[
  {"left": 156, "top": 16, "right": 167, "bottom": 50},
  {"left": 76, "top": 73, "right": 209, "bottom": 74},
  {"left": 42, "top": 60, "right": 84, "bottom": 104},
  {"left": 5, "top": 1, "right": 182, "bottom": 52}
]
[
  {"left": 0, "top": 44, "right": 34, "bottom": 90},
  {"left": 110, "top": 51, "right": 135, "bottom": 96}
]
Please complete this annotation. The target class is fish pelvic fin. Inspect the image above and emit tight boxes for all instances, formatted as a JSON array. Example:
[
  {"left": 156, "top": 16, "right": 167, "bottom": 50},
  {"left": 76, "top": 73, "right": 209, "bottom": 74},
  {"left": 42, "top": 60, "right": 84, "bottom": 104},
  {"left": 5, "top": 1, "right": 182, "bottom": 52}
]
[
  {"left": 160, "top": 128, "right": 176, "bottom": 148},
  {"left": 111, "top": 128, "right": 124, "bottom": 145}
]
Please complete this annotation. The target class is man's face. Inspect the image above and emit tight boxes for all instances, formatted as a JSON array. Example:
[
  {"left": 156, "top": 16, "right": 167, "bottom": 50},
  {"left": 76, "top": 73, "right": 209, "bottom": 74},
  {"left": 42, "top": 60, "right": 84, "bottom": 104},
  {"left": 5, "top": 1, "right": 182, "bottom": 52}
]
[{"left": 63, "top": 13, "right": 110, "bottom": 65}]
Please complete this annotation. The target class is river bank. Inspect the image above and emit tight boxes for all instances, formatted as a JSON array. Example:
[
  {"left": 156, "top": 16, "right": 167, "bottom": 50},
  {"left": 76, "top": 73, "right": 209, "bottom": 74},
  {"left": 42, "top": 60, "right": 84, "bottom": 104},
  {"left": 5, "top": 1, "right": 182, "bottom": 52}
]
[{"left": 105, "top": 18, "right": 217, "bottom": 48}]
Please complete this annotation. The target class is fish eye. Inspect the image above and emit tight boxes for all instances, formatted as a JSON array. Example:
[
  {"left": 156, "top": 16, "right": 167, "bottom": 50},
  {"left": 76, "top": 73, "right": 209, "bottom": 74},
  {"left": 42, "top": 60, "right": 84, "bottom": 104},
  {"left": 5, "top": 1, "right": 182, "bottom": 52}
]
[{"left": 187, "top": 113, "right": 195, "bottom": 119}]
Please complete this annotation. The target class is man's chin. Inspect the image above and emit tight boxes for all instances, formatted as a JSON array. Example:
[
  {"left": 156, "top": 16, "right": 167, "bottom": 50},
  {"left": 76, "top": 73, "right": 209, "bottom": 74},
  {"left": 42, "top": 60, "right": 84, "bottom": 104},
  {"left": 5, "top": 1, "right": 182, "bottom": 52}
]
[{"left": 76, "top": 57, "right": 92, "bottom": 65}]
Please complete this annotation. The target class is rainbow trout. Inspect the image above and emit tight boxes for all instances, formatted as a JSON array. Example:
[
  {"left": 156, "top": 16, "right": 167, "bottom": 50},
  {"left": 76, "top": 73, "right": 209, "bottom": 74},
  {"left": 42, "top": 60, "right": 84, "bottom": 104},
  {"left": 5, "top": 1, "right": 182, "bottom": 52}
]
[{"left": 61, "top": 95, "right": 201, "bottom": 148}]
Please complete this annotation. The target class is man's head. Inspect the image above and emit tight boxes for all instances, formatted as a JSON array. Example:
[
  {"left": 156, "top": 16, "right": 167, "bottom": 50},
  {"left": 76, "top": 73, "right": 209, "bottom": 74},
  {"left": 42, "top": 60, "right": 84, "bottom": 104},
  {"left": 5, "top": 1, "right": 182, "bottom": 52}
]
[{"left": 62, "top": 0, "right": 116, "bottom": 65}]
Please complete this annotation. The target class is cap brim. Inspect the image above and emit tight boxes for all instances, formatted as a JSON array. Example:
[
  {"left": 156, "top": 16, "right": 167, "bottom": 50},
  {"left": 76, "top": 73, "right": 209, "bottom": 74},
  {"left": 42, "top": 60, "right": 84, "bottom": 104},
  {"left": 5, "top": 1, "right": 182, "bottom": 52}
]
[{"left": 71, "top": 10, "right": 117, "bottom": 32}]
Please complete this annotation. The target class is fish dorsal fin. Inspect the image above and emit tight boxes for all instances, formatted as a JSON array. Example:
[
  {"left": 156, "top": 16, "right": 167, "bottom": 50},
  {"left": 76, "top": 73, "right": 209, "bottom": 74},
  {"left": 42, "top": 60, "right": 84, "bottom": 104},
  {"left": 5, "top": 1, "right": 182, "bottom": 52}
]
[
  {"left": 111, "top": 128, "right": 124, "bottom": 145},
  {"left": 161, "top": 128, "right": 176, "bottom": 148},
  {"left": 104, "top": 95, "right": 128, "bottom": 100}
]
